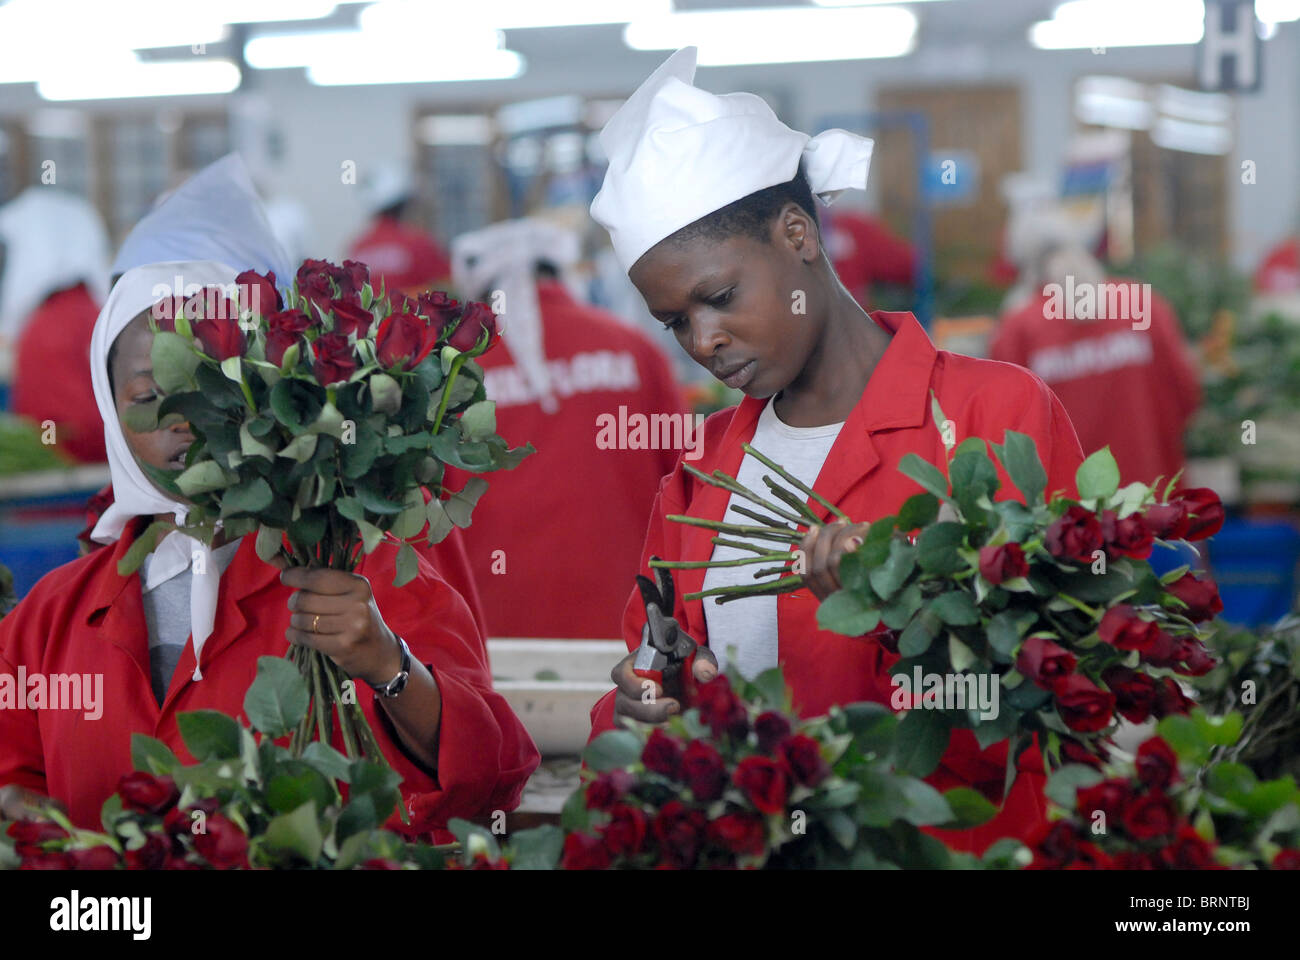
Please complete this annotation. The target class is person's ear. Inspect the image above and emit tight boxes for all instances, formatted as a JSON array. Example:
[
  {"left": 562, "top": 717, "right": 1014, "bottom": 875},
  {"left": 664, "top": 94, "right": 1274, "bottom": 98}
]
[{"left": 780, "top": 203, "right": 820, "bottom": 265}]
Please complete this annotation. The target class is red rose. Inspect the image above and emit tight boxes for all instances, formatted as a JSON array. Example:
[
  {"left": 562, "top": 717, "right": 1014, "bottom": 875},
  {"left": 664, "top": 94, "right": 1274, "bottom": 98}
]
[
  {"left": 1136, "top": 737, "right": 1181, "bottom": 790},
  {"left": 1272, "top": 849, "right": 1300, "bottom": 869},
  {"left": 754, "top": 711, "right": 793, "bottom": 754},
  {"left": 707, "top": 812, "right": 766, "bottom": 857},
  {"left": 329, "top": 297, "right": 374, "bottom": 338},
  {"left": 732, "top": 755, "right": 790, "bottom": 815},
  {"left": 68, "top": 845, "right": 121, "bottom": 870},
  {"left": 340, "top": 259, "right": 370, "bottom": 297},
  {"left": 297, "top": 258, "right": 344, "bottom": 288},
  {"left": 150, "top": 294, "right": 187, "bottom": 332},
  {"left": 1045, "top": 505, "right": 1104, "bottom": 563},
  {"left": 1029, "top": 820, "right": 1080, "bottom": 868},
  {"left": 1097, "top": 605, "right": 1161, "bottom": 653},
  {"left": 1016, "top": 635, "right": 1077, "bottom": 690},
  {"left": 192, "top": 813, "right": 248, "bottom": 869},
  {"left": 1174, "top": 637, "right": 1217, "bottom": 676},
  {"left": 979, "top": 542, "right": 1029, "bottom": 585},
  {"left": 1076, "top": 778, "right": 1131, "bottom": 823},
  {"left": 418, "top": 290, "right": 463, "bottom": 332},
  {"left": 1160, "top": 825, "right": 1215, "bottom": 868},
  {"left": 117, "top": 771, "right": 180, "bottom": 814},
  {"left": 641, "top": 728, "right": 684, "bottom": 779},
  {"left": 1102, "top": 665, "right": 1159, "bottom": 723},
  {"left": 7, "top": 820, "right": 68, "bottom": 857},
  {"left": 681, "top": 740, "right": 728, "bottom": 802},
  {"left": 448, "top": 301, "right": 498, "bottom": 354},
  {"left": 375, "top": 311, "right": 438, "bottom": 370},
  {"left": 123, "top": 832, "right": 169, "bottom": 870},
  {"left": 1053, "top": 674, "right": 1116, "bottom": 733},
  {"left": 1141, "top": 501, "right": 1190, "bottom": 540},
  {"left": 1100, "top": 510, "right": 1154, "bottom": 560},
  {"left": 1114, "top": 850, "right": 1157, "bottom": 869},
  {"left": 1176, "top": 488, "right": 1224, "bottom": 540},
  {"left": 1165, "top": 572, "right": 1223, "bottom": 623},
  {"left": 1138, "top": 629, "right": 1183, "bottom": 669},
  {"left": 1122, "top": 790, "right": 1178, "bottom": 841},
  {"left": 585, "top": 769, "right": 636, "bottom": 812},
  {"left": 235, "top": 269, "right": 281, "bottom": 318},
  {"left": 162, "top": 798, "right": 220, "bottom": 837},
  {"left": 311, "top": 332, "right": 359, "bottom": 385},
  {"left": 601, "top": 803, "right": 647, "bottom": 858},
  {"left": 776, "top": 734, "right": 830, "bottom": 787},
  {"left": 192, "top": 312, "right": 246, "bottom": 361},
  {"left": 694, "top": 674, "right": 749, "bottom": 741},
  {"left": 19, "top": 851, "right": 73, "bottom": 870},
  {"left": 560, "top": 832, "right": 610, "bottom": 870},
  {"left": 1067, "top": 843, "right": 1113, "bottom": 870},
  {"left": 651, "top": 801, "right": 708, "bottom": 869},
  {"left": 1060, "top": 736, "right": 1108, "bottom": 768},
  {"left": 1153, "top": 676, "right": 1195, "bottom": 717}
]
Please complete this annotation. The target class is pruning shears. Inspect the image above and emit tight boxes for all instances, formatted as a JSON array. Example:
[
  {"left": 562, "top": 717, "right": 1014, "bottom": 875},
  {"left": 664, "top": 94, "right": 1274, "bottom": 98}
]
[{"left": 632, "top": 557, "right": 698, "bottom": 704}]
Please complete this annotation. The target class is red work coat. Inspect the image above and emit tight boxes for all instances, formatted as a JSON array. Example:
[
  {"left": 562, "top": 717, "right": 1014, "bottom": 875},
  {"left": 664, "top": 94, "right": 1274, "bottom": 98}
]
[
  {"left": 444, "top": 281, "right": 686, "bottom": 639},
  {"left": 347, "top": 215, "right": 451, "bottom": 298},
  {"left": 1254, "top": 236, "right": 1300, "bottom": 294},
  {"left": 0, "top": 516, "right": 539, "bottom": 839},
  {"left": 990, "top": 284, "right": 1201, "bottom": 489},
  {"left": 12, "top": 284, "right": 106, "bottom": 464},
  {"left": 589, "top": 311, "right": 1086, "bottom": 855}
]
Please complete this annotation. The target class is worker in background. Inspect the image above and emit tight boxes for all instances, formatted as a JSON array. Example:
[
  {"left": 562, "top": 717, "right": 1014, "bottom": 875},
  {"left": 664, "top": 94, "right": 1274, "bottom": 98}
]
[
  {"left": 0, "top": 188, "right": 112, "bottom": 463},
  {"left": 446, "top": 217, "right": 687, "bottom": 640},
  {"left": 989, "top": 207, "right": 1202, "bottom": 490},
  {"left": 347, "top": 165, "right": 451, "bottom": 299},
  {"left": 1255, "top": 232, "right": 1300, "bottom": 295},
  {"left": 820, "top": 193, "right": 916, "bottom": 308}
]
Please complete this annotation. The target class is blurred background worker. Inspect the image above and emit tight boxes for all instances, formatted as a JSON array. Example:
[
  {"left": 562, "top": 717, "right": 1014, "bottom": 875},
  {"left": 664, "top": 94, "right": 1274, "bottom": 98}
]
[
  {"left": 0, "top": 188, "right": 111, "bottom": 463},
  {"left": 989, "top": 206, "right": 1202, "bottom": 490},
  {"left": 822, "top": 197, "right": 917, "bottom": 309},
  {"left": 447, "top": 217, "right": 687, "bottom": 640},
  {"left": 347, "top": 164, "right": 451, "bottom": 299}
]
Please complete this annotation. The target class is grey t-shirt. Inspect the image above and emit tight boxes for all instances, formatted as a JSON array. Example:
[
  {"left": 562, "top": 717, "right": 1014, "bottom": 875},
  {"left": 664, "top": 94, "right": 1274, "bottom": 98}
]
[{"left": 140, "top": 539, "right": 243, "bottom": 705}]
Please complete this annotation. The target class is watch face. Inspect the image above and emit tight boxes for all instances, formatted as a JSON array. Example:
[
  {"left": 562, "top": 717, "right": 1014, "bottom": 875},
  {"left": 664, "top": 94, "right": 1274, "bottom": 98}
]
[{"left": 387, "top": 672, "right": 409, "bottom": 697}]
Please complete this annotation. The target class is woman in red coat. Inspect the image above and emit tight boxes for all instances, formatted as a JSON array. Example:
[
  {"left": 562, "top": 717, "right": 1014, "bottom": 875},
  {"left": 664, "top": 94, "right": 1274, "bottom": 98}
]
[
  {"left": 0, "top": 260, "right": 538, "bottom": 842},
  {"left": 585, "top": 48, "right": 1085, "bottom": 855}
]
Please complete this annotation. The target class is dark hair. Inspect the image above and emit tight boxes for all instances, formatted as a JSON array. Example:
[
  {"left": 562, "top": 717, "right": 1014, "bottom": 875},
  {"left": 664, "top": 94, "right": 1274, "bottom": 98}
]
[{"left": 666, "top": 165, "right": 820, "bottom": 249}]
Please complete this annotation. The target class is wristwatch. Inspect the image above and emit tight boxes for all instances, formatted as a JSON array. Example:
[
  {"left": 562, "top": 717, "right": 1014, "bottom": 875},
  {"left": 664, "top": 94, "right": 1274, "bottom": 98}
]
[{"left": 369, "top": 636, "right": 411, "bottom": 698}]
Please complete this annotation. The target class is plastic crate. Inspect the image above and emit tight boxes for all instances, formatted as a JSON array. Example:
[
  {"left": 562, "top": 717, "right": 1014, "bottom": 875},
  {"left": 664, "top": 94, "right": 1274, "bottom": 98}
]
[
  {"left": 0, "top": 512, "right": 84, "bottom": 598},
  {"left": 1207, "top": 516, "right": 1300, "bottom": 627}
]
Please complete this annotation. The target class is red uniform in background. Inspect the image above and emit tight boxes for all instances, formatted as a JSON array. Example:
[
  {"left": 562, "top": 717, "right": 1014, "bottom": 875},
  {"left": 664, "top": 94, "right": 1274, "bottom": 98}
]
[
  {"left": 0, "top": 518, "right": 539, "bottom": 839},
  {"left": 1255, "top": 236, "right": 1300, "bottom": 294},
  {"left": 825, "top": 210, "right": 916, "bottom": 306},
  {"left": 444, "top": 281, "right": 686, "bottom": 639},
  {"left": 589, "top": 311, "right": 1086, "bottom": 854},
  {"left": 347, "top": 215, "right": 452, "bottom": 298},
  {"left": 989, "top": 283, "right": 1201, "bottom": 489},
  {"left": 12, "top": 283, "right": 105, "bottom": 463}
]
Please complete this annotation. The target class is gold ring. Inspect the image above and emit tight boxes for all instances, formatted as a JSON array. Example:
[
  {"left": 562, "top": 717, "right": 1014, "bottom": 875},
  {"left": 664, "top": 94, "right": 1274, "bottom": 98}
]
[{"left": 311, "top": 614, "right": 321, "bottom": 633}]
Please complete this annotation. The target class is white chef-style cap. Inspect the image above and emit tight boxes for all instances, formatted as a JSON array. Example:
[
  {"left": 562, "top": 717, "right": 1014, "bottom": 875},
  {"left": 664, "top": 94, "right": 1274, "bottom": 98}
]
[{"left": 590, "top": 47, "right": 874, "bottom": 274}]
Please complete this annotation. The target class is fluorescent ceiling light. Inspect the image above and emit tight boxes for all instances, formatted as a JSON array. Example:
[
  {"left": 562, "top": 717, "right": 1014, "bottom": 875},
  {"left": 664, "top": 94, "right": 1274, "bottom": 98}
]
[
  {"left": 1030, "top": 0, "right": 1205, "bottom": 49},
  {"left": 38, "top": 58, "right": 241, "bottom": 100},
  {"left": 308, "top": 49, "right": 524, "bottom": 84},
  {"left": 1151, "top": 116, "right": 1231, "bottom": 154},
  {"left": 1256, "top": 0, "right": 1300, "bottom": 22},
  {"left": 360, "top": 0, "right": 672, "bottom": 31},
  {"left": 246, "top": 27, "right": 504, "bottom": 68},
  {"left": 811, "top": 0, "right": 953, "bottom": 4},
  {"left": 219, "top": 1, "right": 338, "bottom": 23},
  {"left": 625, "top": 6, "right": 918, "bottom": 64}
]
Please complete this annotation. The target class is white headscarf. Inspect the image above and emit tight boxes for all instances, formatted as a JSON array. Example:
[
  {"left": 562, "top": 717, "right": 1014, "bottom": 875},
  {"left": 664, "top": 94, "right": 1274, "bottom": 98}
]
[
  {"left": 590, "top": 47, "right": 875, "bottom": 272},
  {"left": 0, "top": 188, "right": 110, "bottom": 340},
  {"left": 451, "top": 218, "right": 581, "bottom": 415},
  {"left": 90, "top": 260, "right": 240, "bottom": 681},
  {"left": 112, "top": 153, "right": 293, "bottom": 286}
]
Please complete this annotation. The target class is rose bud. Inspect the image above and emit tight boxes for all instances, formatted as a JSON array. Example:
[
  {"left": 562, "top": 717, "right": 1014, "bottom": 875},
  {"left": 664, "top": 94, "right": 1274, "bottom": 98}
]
[
  {"left": 1028, "top": 820, "right": 1080, "bottom": 868},
  {"left": 1272, "top": 850, "right": 1300, "bottom": 869},
  {"left": 266, "top": 328, "right": 299, "bottom": 367},
  {"left": 448, "top": 301, "right": 498, "bottom": 354},
  {"left": 1135, "top": 737, "right": 1181, "bottom": 790},
  {"left": 235, "top": 269, "right": 281, "bottom": 319},
  {"left": 1016, "top": 635, "right": 1077, "bottom": 690},
  {"left": 1052, "top": 674, "right": 1116, "bottom": 733},
  {"left": 340, "top": 259, "right": 370, "bottom": 297},
  {"left": 192, "top": 813, "right": 249, "bottom": 869},
  {"left": 1102, "top": 665, "right": 1158, "bottom": 723},
  {"left": 732, "top": 755, "right": 790, "bottom": 815},
  {"left": 1160, "top": 826, "right": 1215, "bottom": 869},
  {"left": 641, "top": 728, "right": 684, "bottom": 779},
  {"left": 68, "top": 845, "right": 121, "bottom": 870},
  {"left": 162, "top": 798, "right": 221, "bottom": 837},
  {"left": 150, "top": 294, "right": 187, "bottom": 332},
  {"left": 585, "top": 769, "right": 636, "bottom": 812},
  {"left": 754, "top": 711, "right": 793, "bottom": 755},
  {"left": 560, "top": 832, "right": 610, "bottom": 870},
  {"left": 681, "top": 740, "right": 728, "bottom": 802},
  {"left": 1076, "top": 778, "right": 1131, "bottom": 823},
  {"left": 1100, "top": 510, "right": 1154, "bottom": 560},
  {"left": 7, "top": 820, "right": 69, "bottom": 857},
  {"left": 1164, "top": 572, "right": 1223, "bottom": 623},
  {"left": 695, "top": 674, "right": 749, "bottom": 741},
  {"left": 419, "top": 289, "right": 462, "bottom": 327},
  {"left": 1175, "top": 637, "right": 1217, "bottom": 677},
  {"left": 192, "top": 311, "right": 246, "bottom": 361},
  {"left": 651, "top": 801, "right": 708, "bottom": 869},
  {"left": 1153, "top": 676, "right": 1195, "bottom": 717},
  {"left": 1060, "top": 736, "right": 1108, "bottom": 768},
  {"left": 1121, "top": 790, "right": 1178, "bottom": 841},
  {"left": 777, "top": 734, "right": 831, "bottom": 787},
  {"left": 1141, "top": 500, "right": 1190, "bottom": 540},
  {"left": 1137, "top": 629, "right": 1183, "bottom": 669},
  {"left": 1097, "top": 605, "right": 1161, "bottom": 653},
  {"left": 708, "top": 813, "right": 766, "bottom": 857},
  {"left": 329, "top": 297, "right": 374, "bottom": 338},
  {"left": 123, "top": 832, "right": 169, "bottom": 870},
  {"left": 978, "top": 541, "right": 1029, "bottom": 585},
  {"left": 19, "top": 851, "right": 74, "bottom": 870},
  {"left": 1045, "top": 505, "right": 1104, "bottom": 564},
  {"left": 117, "top": 771, "right": 180, "bottom": 814},
  {"left": 601, "top": 803, "right": 648, "bottom": 858},
  {"left": 311, "top": 332, "right": 359, "bottom": 385},
  {"left": 375, "top": 311, "right": 439, "bottom": 370},
  {"left": 1176, "top": 488, "right": 1225, "bottom": 540}
]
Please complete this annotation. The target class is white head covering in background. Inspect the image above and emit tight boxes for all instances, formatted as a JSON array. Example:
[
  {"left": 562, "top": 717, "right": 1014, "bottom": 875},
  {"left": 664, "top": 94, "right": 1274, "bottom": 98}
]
[
  {"left": 590, "top": 47, "right": 874, "bottom": 273},
  {"left": 112, "top": 153, "right": 293, "bottom": 287},
  {"left": 362, "top": 164, "right": 412, "bottom": 217},
  {"left": 451, "top": 218, "right": 581, "bottom": 414},
  {"left": 0, "top": 187, "right": 110, "bottom": 340},
  {"left": 90, "top": 260, "right": 240, "bottom": 681}
]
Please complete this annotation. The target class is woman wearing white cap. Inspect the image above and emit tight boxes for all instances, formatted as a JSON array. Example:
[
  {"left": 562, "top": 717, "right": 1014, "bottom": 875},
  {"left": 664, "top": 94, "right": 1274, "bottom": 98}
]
[
  {"left": 0, "top": 260, "right": 540, "bottom": 841},
  {"left": 587, "top": 49, "right": 1088, "bottom": 855}
]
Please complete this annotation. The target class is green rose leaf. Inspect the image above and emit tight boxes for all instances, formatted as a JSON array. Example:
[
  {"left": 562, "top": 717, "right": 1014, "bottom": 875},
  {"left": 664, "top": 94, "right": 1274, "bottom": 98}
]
[
  {"left": 177, "top": 709, "right": 242, "bottom": 761},
  {"left": 263, "top": 801, "right": 324, "bottom": 865},
  {"left": 121, "top": 398, "right": 162, "bottom": 433},
  {"left": 929, "top": 590, "right": 980, "bottom": 626},
  {"left": 898, "top": 616, "right": 934, "bottom": 657},
  {"left": 117, "top": 518, "right": 178, "bottom": 577},
  {"left": 255, "top": 524, "right": 283, "bottom": 563},
  {"left": 897, "top": 776, "right": 954, "bottom": 827},
  {"left": 278, "top": 433, "right": 318, "bottom": 463},
  {"left": 243, "top": 655, "right": 309, "bottom": 739},
  {"left": 1076, "top": 446, "right": 1121, "bottom": 502},
  {"left": 239, "top": 422, "right": 277, "bottom": 460},
  {"left": 1044, "top": 763, "right": 1104, "bottom": 809},
  {"left": 130, "top": 733, "right": 181, "bottom": 775},
  {"left": 301, "top": 741, "right": 353, "bottom": 784},
  {"left": 223, "top": 476, "right": 274, "bottom": 516},
  {"left": 941, "top": 787, "right": 1000, "bottom": 828},
  {"left": 458, "top": 400, "right": 497, "bottom": 443},
  {"left": 265, "top": 764, "right": 338, "bottom": 817},
  {"left": 816, "top": 589, "right": 881, "bottom": 636},
  {"left": 357, "top": 518, "right": 385, "bottom": 554},
  {"left": 896, "top": 492, "right": 940, "bottom": 531},
  {"left": 445, "top": 477, "right": 489, "bottom": 528},
  {"left": 368, "top": 373, "right": 402, "bottom": 416},
  {"left": 584, "top": 729, "right": 643, "bottom": 772},
  {"left": 425, "top": 496, "right": 455, "bottom": 544},
  {"left": 151, "top": 331, "right": 201, "bottom": 394},
  {"left": 894, "top": 708, "right": 950, "bottom": 778},
  {"left": 393, "top": 541, "right": 419, "bottom": 587},
  {"left": 898, "top": 453, "right": 950, "bottom": 501},
  {"left": 868, "top": 538, "right": 916, "bottom": 601},
  {"left": 508, "top": 825, "right": 565, "bottom": 870},
  {"left": 176, "top": 460, "right": 231, "bottom": 497},
  {"left": 917, "top": 522, "right": 967, "bottom": 575},
  {"left": 994, "top": 430, "right": 1047, "bottom": 505}
]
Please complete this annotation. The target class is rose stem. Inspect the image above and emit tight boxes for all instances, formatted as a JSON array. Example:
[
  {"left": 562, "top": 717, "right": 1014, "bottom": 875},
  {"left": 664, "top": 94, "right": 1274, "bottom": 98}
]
[
  {"left": 322, "top": 659, "right": 360, "bottom": 759},
  {"left": 764, "top": 479, "right": 824, "bottom": 526},
  {"left": 431, "top": 353, "right": 468, "bottom": 435},
  {"left": 752, "top": 565, "right": 796, "bottom": 579},
  {"left": 650, "top": 552, "right": 792, "bottom": 570},
  {"left": 742, "top": 443, "right": 849, "bottom": 520},
  {"left": 311, "top": 650, "right": 331, "bottom": 745},
  {"left": 681, "top": 463, "right": 804, "bottom": 526},
  {"left": 684, "top": 574, "right": 804, "bottom": 603},
  {"left": 712, "top": 536, "right": 787, "bottom": 556},
  {"left": 665, "top": 515, "right": 802, "bottom": 543},
  {"left": 728, "top": 503, "right": 797, "bottom": 529}
]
